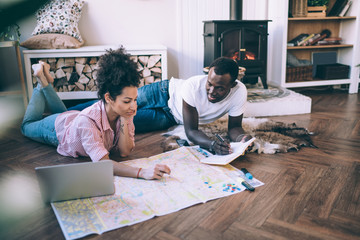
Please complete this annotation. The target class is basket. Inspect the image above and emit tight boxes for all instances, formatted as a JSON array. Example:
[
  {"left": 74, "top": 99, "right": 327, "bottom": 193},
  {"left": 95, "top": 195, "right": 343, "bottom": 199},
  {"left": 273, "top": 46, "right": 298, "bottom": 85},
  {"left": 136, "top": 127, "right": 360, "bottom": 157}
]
[
  {"left": 316, "top": 63, "right": 350, "bottom": 79},
  {"left": 286, "top": 65, "right": 313, "bottom": 82},
  {"left": 307, "top": 6, "right": 326, "bottom": 17}
]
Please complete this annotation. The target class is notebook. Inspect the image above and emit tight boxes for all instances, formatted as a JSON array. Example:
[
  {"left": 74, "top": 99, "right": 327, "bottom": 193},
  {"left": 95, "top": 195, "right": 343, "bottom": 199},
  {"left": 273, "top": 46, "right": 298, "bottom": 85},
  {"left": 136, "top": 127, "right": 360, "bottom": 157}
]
[
  {"left": 35, "top": 160, "right": 115, "bottom": 203},
  {"left": 200, "top": 137, "right": 256, "bottom": 165}
]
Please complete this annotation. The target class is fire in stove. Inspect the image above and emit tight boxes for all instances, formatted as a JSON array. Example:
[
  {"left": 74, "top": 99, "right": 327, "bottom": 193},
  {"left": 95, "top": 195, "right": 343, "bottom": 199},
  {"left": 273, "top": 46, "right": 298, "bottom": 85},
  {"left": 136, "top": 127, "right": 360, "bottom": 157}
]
[{"left": 225, "top": 49, "right": 256, "bottom": 61}]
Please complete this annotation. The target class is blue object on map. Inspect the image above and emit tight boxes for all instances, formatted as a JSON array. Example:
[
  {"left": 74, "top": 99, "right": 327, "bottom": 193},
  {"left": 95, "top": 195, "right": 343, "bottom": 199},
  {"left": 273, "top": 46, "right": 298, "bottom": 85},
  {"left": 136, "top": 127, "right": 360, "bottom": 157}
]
[
  {"left": 241, "top": 168, "right": 253, "bottom": 179},
  {"left": 196, "top": 147, "right": 210, "bottom": 157},
  {"left": 236, "top": 177, "right": 255, "bottom": 191}
]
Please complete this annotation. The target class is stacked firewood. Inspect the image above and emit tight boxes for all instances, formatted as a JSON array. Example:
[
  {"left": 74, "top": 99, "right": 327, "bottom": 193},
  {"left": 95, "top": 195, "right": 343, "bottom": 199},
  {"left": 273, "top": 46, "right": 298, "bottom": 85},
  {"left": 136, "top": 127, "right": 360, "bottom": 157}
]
[
  {"left": 31, "top": 55, "right": 162, "bottom": 92},
  {"left": 130, "top": 55, "right": 162, "bottom": 87}
]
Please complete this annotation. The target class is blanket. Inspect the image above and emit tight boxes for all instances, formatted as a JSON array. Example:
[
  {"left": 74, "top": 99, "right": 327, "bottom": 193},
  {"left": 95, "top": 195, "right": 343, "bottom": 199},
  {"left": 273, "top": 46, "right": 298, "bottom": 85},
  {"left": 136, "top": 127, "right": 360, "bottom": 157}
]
[{"left": 161, "top": 117, "right": 317, "bottom": 154}]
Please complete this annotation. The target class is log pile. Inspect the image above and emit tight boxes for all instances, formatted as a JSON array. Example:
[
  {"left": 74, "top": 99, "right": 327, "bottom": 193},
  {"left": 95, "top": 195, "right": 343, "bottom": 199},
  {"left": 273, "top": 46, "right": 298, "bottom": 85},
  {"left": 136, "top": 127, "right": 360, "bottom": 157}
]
[
  {"left": 31, "top": 55, "right": 162, "bottom": 92},
  {"left": 130, "top": 55, "right": 162, "bottom": 87}
]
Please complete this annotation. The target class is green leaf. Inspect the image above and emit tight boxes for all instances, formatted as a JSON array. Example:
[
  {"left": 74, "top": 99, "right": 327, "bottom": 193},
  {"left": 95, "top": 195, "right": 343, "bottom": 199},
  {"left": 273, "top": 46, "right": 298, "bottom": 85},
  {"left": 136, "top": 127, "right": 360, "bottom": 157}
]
[
  {"left": 308, "top": 0, "right": 329, "bottom": 6},
  {"left": 0, "top": 24, "right": 21, "bottom": 42}
]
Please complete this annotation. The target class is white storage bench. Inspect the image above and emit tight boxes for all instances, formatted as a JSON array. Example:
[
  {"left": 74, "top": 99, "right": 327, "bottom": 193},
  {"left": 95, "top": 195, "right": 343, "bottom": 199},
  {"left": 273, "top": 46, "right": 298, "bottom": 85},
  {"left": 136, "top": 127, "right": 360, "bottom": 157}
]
[{"left": 23, "top": 45, "right": 167, "bottom": 100}]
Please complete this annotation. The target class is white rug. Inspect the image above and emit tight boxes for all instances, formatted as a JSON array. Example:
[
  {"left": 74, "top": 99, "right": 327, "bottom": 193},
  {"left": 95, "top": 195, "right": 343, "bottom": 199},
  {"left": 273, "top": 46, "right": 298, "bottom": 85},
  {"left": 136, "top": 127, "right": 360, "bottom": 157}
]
[{"left": 244, "top": 86, "right": 311, "bottom": 117}]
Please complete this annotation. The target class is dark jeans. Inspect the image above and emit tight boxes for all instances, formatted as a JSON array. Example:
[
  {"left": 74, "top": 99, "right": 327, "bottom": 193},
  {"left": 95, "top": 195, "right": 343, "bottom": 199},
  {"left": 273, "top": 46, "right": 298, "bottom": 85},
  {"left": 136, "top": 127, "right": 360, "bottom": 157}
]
[
  {"left": 68, "top": 80, "right": 177, "bottom": 133},
  {"left": 134, "top": 80, "right": 177, "bottom": 133}
]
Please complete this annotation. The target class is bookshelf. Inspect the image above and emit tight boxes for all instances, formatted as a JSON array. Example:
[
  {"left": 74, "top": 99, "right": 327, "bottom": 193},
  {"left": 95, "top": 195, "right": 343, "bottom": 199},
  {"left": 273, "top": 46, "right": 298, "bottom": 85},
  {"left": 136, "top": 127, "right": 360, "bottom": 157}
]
[
  {"left": 268, "top": 0, "right": 360, "bottom": 93},
  {"left": 0, "top": 41, "right": 28, "bottom": 107}
]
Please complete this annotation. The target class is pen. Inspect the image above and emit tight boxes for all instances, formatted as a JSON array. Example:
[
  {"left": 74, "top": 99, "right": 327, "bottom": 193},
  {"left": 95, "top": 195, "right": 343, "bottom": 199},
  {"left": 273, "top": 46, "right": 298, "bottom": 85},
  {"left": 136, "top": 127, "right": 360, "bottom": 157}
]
[
  {"left": 196, "top": 147, "right": 210, "bottom": 157},
  {"left": 215, "top": 134, "right": 225, "bottom": 143},
  {"left": 236, "top": 177, "right": 255, "bottom": 191},
  {"left": 241, "top": 168, "right": 253, "bottom": 179},
  {"left": 215, "top": 134, "right": 232, "bottom": 154}
]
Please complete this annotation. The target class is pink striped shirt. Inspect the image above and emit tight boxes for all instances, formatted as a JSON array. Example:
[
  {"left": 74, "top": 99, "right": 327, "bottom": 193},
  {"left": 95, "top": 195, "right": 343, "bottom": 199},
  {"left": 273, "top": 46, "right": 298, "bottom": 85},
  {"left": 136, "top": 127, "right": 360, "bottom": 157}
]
[{"left": 55, "top": 100, "right": 135, "bottom": 162}]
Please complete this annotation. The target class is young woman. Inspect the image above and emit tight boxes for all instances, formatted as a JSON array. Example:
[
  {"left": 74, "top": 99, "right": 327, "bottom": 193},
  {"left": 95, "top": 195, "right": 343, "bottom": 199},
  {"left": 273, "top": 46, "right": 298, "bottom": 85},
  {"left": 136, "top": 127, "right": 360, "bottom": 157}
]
[{"left": 21, "top": 47, "right": 170, "bottom": 180}]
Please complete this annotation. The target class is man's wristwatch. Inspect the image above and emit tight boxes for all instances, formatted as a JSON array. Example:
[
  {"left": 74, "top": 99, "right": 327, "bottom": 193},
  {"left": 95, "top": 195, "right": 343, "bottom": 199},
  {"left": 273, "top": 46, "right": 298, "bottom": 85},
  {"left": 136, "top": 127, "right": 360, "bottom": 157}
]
[
  {"left": 209, "top": 140, "right": 216, "bottom": 152},
  {"left": 236, "top": 134, "right": 246, "bottom": 142}
]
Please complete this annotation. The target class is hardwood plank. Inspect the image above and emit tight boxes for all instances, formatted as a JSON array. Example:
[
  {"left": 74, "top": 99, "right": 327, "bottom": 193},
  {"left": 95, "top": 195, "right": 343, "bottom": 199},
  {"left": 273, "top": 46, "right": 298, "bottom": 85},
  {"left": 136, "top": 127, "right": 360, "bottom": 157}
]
[
  {"left": 163, "top": 200, "right": 222, "bottom": 238},
  {"left": 198, "top": 192, "right": 256, "bottom": 232},
  {"left": 296, "top": 213, "right": 360, "bottom": 239},
  {"left": 150, "top": 230, "right": 182, "bottom": 240},
  {"left": 270, "top": 166, "right": 327, "bottom": 223},
  {"left": 334, "top": 162, "right": 360, "bottom": 216},
  {"left": 304, "top": 165, "right": 350, "bottom": 218},
  {"left": 236, "top": 168, "right": 302, "bottom": 227},
  {"left": 224, "top": 220, "right": 288, "bottom": 240},
  {"left": 101, "top": 213, "right": 175, "bottom": 240},
  {"left": 198, "top": 170, "right": 274, "bottom": 232},
  {"left": 184, "top": 227, "right": 223, "bottom": 240},
  {"left": 329, "top": 209, "right": 360, "bottom": 232},
  {"left": 262, "top": 218, "right": 343, "bottom": 240}
]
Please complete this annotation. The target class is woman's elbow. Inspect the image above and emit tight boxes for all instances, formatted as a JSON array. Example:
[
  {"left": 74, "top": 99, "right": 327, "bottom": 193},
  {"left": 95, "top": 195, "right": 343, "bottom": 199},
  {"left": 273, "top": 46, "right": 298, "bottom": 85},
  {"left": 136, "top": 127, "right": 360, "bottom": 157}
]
[
  {"left": 119, "top": 146, "right": 134, "bottom": 157},
  {"left": 119, "top": 153, "right": 129, "bottom": 157}
]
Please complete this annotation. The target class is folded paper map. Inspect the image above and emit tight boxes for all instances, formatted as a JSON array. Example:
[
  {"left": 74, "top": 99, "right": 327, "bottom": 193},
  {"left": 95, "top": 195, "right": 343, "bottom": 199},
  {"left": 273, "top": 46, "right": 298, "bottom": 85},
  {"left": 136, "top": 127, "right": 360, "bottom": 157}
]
[{"left": 51, "top": 146, "right": 263, "bottom": 240}]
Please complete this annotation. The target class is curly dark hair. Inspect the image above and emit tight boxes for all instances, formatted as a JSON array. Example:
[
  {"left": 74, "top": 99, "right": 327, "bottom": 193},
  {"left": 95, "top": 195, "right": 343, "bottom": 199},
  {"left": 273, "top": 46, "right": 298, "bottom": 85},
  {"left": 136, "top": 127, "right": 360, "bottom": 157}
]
[
  {"left": 96, "top": 47, "right": 141, "bottom": 101},
  {"left": 209, "top": 57, "right": 239, "bottom": 82}
]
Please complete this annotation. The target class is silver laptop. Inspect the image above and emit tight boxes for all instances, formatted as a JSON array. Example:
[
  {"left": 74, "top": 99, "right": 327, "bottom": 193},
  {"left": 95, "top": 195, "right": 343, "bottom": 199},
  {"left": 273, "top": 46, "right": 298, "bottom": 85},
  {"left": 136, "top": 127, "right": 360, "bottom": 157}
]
[{"left": 35, "top": 160, "right": 115, "bottom": 203}]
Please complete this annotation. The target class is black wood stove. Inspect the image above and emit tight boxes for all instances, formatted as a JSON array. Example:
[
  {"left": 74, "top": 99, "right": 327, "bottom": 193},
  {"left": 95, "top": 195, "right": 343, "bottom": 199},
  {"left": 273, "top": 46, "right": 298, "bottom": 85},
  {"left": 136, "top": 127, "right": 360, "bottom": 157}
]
[{"left": 203, "top": 20, "right": 271, "bottom": 88}]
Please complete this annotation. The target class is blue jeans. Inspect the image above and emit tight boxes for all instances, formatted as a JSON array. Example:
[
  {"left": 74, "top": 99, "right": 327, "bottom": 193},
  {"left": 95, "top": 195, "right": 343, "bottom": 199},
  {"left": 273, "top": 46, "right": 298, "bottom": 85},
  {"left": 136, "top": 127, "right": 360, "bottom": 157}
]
[
  {"left": 134, "top": 80, "right": 177, "bottom": 133},
  {"left": 68, "top": 99, "right": 98, "bottom": 111},
  {"left": 21, "top": 85, "right": 67, "bottom": 146}
]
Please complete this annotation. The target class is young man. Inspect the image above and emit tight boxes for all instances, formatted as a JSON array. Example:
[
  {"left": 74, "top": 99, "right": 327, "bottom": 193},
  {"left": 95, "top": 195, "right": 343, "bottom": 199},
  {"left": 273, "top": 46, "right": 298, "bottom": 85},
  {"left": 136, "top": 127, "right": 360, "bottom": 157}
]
[{"left": 134, "top": 57, "right": 252, "bottom": 155}]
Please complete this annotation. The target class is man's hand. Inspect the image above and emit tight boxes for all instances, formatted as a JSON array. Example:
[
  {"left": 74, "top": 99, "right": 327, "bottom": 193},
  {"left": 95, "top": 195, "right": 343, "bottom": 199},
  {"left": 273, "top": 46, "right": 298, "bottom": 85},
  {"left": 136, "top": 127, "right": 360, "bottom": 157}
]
[
  {"left": 139, "top": 164, "right": 171, "bottom": 180},
  {"left": 236, "top": 134, "right": 254, "bottom": 152},
  {"left": 235, "top": 134, "right": 253, "bottom": 143},
  {"left": 211, "top": 138, "right": 233, "bottom": 155}
]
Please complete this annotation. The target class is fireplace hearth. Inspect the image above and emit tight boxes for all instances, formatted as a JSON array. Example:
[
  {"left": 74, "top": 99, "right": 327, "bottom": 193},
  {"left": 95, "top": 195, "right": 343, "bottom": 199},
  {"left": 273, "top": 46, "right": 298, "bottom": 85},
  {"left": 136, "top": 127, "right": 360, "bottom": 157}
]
[{"left": 203, "top": 20, "right": 271, "bottom": 89}]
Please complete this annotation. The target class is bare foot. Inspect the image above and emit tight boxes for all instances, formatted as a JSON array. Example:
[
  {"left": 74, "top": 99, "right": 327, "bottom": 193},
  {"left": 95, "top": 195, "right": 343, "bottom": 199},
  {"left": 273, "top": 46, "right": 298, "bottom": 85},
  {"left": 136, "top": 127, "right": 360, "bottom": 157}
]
[
  {"left": 32, "top": 63, "right": 48, "bottom": 87},
  {"left": 40, "top": 61, "right": 54, "bottom": 83}
]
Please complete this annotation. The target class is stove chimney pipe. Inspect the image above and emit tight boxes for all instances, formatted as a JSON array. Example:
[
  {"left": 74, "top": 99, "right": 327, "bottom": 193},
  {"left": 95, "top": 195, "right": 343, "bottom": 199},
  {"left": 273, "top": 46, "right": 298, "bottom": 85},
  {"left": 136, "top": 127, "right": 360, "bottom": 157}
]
[{"left": 230, "top": 0, "right": 242, "bottom": 20}]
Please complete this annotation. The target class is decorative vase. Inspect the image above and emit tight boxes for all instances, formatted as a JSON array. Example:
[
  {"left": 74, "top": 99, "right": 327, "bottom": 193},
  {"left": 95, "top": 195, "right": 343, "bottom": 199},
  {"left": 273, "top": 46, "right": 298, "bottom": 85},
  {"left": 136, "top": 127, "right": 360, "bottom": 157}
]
[{"left": 291, "top": 0, "right": 308, "bottom": 17}]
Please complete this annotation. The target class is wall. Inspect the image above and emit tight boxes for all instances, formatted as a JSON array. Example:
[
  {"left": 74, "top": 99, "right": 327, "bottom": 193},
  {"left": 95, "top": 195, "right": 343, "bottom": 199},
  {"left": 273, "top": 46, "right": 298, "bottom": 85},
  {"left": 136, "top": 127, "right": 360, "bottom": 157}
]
[
  {"left": 18, "top": 0, "right": 179, "bottom": 77},
  {"left": 16, "top": 0, "right": 269, "bottom": 80},
  {"left": 176, "top": 0, "right": 229, "bottom": 78}
]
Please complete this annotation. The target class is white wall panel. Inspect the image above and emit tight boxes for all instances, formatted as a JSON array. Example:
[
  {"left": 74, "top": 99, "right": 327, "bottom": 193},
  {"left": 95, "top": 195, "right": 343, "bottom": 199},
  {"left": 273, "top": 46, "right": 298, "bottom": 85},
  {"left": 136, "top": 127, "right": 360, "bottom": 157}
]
[{"left": 176, "top": 0, "right": 229, "bottom": 78}]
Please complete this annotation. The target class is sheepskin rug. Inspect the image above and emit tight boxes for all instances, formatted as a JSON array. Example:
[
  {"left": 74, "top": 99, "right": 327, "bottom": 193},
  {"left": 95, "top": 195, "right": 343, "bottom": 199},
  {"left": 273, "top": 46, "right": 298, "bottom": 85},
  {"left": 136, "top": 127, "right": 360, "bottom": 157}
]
[{"left": 161, "top": 117, "right": 317, "bottom": 154}]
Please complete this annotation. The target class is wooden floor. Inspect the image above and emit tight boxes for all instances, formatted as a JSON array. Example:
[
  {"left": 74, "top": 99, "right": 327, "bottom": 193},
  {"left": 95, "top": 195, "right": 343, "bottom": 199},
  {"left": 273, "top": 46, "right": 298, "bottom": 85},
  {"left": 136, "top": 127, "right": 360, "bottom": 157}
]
[{"left": 0, "top": 88, "right": 359, "bottom": 240}]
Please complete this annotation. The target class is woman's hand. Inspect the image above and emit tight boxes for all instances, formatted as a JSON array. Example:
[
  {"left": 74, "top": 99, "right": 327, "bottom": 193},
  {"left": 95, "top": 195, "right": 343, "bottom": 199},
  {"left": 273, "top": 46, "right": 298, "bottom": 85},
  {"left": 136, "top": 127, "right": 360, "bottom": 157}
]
[{"left": 139, "top": 164, "right": 171, "bottom": 180}]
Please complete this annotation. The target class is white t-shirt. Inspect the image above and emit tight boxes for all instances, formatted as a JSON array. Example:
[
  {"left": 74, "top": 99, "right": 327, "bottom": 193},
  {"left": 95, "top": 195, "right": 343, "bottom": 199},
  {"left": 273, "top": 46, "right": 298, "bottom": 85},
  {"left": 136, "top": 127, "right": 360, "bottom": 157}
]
[{"left": 168, "top": 75, "right": 247, "bottom": 124}]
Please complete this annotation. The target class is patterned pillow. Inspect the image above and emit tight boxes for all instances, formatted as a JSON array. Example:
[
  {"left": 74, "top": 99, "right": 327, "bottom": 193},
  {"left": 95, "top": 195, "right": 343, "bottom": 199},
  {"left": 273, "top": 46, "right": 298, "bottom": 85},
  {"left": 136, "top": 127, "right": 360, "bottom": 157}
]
[{"left": 32, "top": 0, "right": 85, "bottom": 42}]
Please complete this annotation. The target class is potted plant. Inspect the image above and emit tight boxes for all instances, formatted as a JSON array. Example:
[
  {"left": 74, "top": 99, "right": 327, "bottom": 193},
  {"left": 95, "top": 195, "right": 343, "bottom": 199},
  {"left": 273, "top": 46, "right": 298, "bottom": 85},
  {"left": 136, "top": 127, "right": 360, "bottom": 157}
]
[
  {"left": 308, "top": 0, "right": 329, "bottom": 6},
  {"left": 0, "top": 24, "right": 21, "bottom": 42}
]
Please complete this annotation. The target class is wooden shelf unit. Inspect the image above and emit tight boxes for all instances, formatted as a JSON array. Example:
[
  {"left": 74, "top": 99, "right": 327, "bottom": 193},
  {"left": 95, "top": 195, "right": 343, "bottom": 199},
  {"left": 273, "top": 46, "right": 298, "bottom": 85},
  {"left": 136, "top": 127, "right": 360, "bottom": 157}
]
[
  {"left": 287, "top": 44, "right": 352, "bottom": 50},
  {"left": 288, "top": 16, "right": 356, "bottom": 21},
  {"left": 0, "top": 41, "right": 28, "bottom": 107},
  {"left": 268, "top": 0, "right": 360, "bottom": 93}
]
